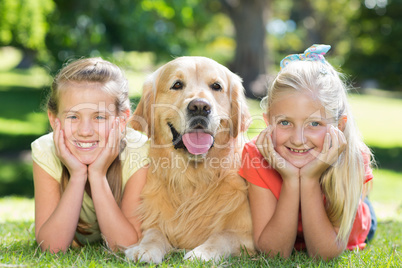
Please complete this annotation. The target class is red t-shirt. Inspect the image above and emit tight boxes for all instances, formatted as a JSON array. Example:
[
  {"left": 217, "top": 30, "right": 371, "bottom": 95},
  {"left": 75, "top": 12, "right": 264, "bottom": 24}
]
[{"left": 239, "top": 137, "right": 373, "bottom": 250}]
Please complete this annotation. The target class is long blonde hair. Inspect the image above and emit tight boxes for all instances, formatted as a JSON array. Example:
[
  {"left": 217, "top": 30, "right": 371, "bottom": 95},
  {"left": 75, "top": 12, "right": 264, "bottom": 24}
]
[
  {"left": 47, "top": 57, "right": 131, "bottom": 236},
  {"left": 263, "top": 60, "right": 373, "bottom": 245}
]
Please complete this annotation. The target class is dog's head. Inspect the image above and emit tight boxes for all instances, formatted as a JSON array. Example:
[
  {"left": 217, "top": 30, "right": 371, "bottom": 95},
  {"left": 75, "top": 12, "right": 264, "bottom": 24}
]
[{"left": 130, "top": 56, "right": 250, "bottom": 161}]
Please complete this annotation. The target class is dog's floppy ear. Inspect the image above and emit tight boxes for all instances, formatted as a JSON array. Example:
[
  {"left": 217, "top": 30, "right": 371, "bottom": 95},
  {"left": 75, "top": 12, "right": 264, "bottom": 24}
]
[
  {"left": 229, "top": 73, "right": 251, "bottom": 138},
  {"left": 129, "top": 74, "right": 156, "bottom": 137}
]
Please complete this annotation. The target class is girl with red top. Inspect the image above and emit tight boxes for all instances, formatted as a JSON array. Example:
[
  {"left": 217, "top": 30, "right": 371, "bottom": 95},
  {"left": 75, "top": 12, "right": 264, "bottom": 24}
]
[{"left": 239, "top": 44, "right": 376, "bottom": 260}]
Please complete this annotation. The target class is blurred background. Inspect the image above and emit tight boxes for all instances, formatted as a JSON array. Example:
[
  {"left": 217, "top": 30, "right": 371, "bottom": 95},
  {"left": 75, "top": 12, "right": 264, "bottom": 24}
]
[{"left": 0, "top": 0, "right": 401, "bottom": 221}]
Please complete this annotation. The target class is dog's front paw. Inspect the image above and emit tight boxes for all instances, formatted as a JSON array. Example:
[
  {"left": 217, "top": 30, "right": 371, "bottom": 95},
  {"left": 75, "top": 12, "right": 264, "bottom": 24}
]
[
  {"left": 184, "top": 245, "right": 225, "bottom": 262},
  {"left": 125, "top": 245, "right": 164, "bottom": 264}
]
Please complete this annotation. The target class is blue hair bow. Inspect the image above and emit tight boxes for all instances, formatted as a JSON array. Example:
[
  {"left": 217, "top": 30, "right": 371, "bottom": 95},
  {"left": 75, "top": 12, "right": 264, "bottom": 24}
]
[{"left": 280, "top": 44, "right": 331, "bottom": 70}]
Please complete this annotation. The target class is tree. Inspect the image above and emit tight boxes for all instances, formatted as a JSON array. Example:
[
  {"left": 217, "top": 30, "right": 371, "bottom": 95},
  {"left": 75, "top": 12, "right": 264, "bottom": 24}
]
[
  {"left": 0, "top": 0, "right": 54, "bottom": 67},
  {"left": 344, "top": 0, "right": 402, "bottom": 91},
  {"left": 265, "top": 0, "right": 362, "bottom": 81},
  {"left": 45, "top": 0, "right": 271, "bottom": 97},
  {"left": 1, "top": 0, "right": 271, "bottom": 96},
  {"left": 46, "top": 0, "right": 217, "bottom": 70},
  {"left": 220, "top": 0, "right": 269, "bottom": 98}
]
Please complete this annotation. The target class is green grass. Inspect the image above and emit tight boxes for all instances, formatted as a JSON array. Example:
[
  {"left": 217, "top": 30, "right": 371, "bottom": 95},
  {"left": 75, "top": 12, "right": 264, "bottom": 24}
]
[
  {"left": 0, "top": 214, "right": 401, "bottom": 267},
  {"left": 1, "top": 167, "right": 401, "bottom": 267},
  {"left": 0, "top": 196, "right": 401, "bottom": 268},
  {"left": 0, "top": 67, "right": 51, "bottom": 89},
  {"left": 349, "top": 93, "right": 402, "bottom": 148}
]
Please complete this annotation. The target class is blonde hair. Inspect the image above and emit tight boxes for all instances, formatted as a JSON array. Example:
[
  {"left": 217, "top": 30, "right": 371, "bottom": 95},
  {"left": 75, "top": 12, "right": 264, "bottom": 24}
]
[
  {"left": 47, "top": 57, "right": 130, "bottom": 238},
  {"left": 263, "top": 60, "right": 373, "bottom": 245}
]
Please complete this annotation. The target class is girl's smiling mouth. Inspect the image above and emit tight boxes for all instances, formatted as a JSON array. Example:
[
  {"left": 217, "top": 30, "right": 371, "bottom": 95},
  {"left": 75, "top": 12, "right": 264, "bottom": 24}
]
[
  {"left": 74, "top": 141, "right": 98, "bottom": 149},
  {"left": 288, "top": 147, "right": 312, "bottom": 153}
]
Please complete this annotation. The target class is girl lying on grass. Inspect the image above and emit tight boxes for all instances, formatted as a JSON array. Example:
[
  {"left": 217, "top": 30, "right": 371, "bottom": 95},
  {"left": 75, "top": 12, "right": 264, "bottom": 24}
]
[
  {"left": 239, "top": 45, "right": 376, "bottom": 260},
  {"left": 31, "top": 58, "right": 149, "bottom": 253}
]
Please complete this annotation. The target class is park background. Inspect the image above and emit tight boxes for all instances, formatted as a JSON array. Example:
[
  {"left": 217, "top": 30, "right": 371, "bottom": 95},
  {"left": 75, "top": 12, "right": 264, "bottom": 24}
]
[{"left": 0, "top": 0, "right": 401, "bottom": 266}]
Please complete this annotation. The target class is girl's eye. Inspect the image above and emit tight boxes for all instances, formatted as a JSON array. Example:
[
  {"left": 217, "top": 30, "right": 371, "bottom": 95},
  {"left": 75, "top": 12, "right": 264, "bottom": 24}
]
[
  {"left": 311, "top": 121, "right": 320, "bottom": 127},
  {"left": 171, "top": 81, "right": 184, "bottom": 90},
  {"left": 96, "top": 115, "right": 106, "bottom": 120},
  {"left": 66, "top": 115, "right": 77, "bottom": 120},
  {"left": 211, "top": 82, "right": 222, "bottom": 91},
  {"left": 279, "top": 120, "right": 290, "bottom": 126}
]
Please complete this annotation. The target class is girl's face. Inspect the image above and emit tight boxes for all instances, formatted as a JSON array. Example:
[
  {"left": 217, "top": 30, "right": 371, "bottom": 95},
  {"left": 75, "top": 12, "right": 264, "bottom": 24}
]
[
  {"left": 264, "top": 90, "right": 339, "bottom": 168},
  {"left": 50, "top": 82, "right": 119, "bottom": 165}
]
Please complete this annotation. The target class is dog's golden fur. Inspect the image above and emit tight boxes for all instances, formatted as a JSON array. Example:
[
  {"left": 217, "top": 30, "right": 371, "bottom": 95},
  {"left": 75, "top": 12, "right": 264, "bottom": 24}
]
[{"left": 125, "top": 56, "right": 254, "bottom": 263}]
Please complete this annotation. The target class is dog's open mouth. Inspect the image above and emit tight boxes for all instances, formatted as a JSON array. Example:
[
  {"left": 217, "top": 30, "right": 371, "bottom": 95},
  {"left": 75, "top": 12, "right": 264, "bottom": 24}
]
[{"left": 168, "top": 123, "right": 214, "bottom": 155}]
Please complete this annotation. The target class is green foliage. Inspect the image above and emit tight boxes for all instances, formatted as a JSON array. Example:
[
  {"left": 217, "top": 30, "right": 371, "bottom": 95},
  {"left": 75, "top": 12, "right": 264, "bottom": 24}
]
[
  {"left": 45, "top": 0, "right": 230, "bottom": 70},
  {"left": 0, "top": 84, "right": 48, "bottom": 152},
  {"left": 0, "top": 0, "right": 54, "bottom": 53},
  {"left": 344, "top": 0, "right": 402, "bottom": 91},
  {"left": 0, "top": 162, "right": 34, "bottom": 197},
  {"left": 265, "top": 0, "right": 402, "bottom": 92},
  {"left": 266, "top": 0, "right": 361, "bottom": 71}
]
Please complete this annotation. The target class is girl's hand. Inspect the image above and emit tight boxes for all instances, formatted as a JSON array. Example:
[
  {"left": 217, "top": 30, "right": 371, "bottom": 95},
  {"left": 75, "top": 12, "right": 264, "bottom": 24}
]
[
  {"left": 300, "top": 125, "right": 347, "bottom": 181},
  {"left": 256, "top": 126, "right": 300, "bottom": 181},
  {"left": 53, "top": 118, "right": 88, "bottom": 179},
  {"left": 88, "top": 117, "right": 122, "bottom": 179}
]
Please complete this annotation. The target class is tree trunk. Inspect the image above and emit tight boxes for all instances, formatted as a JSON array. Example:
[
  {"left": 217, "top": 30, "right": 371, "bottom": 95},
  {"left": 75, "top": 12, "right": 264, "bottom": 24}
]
[
  {"left": 220, "top": 0, "right": 268, "bottom": 99},
  {"left": 289, "top": 0, "right": 321, "bottom": 45}
]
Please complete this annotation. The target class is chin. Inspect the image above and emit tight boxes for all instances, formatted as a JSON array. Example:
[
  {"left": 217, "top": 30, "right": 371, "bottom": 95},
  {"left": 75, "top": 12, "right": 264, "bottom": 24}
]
[
  {"left": 290, "top": 158, "right": 313, "bottom": 168},
  {"left": 77, "top": 158, "right": 94, "bottom": 165},
  {"left": 80, "top": 159, "right": 94, "bottom": 165},
  {"left": 74, "top": 153, "right": 99, "bottom": 166},
  {"left": 293, "top": 162, "right": 307, "bottom": 169}
]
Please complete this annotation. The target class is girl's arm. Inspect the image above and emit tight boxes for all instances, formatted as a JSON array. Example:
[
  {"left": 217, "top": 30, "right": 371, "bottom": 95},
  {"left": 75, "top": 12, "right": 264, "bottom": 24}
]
[
  {"left": 88, "top": 166, "right": 148, "bottom": 250},
  {"left": 34, "top": 120, "right": 88, "bottom": 253},
  {"left": 300, "top": 126, "right": 348, "bottom": 260},
  {"left": 251, "top": 127, "right": 301, "bottom": 258},
  {"left": 88, "top": 119, "right": 146, "bottom": 250},
  {"left": 33, "top": 162, "right": 87, "bottom": 253},
  {"left": 120, "top": 166, "right": 148, "bottom": 238},
  {"left": 249, "top": 181, "right": 299, "bottom": 258},
  {"left": 300, "top": 179, "right": 345, "bottom": 260}
]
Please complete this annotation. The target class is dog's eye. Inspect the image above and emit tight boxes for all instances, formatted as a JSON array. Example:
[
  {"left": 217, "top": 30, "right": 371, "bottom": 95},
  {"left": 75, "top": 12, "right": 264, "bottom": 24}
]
[
  {"left": 171, "top": 81, "right": 184, "bottom": 90},
  {"left": 211, "top": 82, "right": 222, "bottom": 91}
]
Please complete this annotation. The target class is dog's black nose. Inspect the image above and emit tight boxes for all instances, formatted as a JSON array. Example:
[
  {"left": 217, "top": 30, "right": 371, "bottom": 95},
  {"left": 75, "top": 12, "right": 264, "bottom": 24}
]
[{"left": 187, "top": 98, "right": 211, "bottom": 117}]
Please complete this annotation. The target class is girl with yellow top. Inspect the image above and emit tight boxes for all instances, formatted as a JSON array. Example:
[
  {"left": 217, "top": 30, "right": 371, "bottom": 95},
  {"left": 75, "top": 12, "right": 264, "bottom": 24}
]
[{"left": 31, "top": 58, "right": 149, "bottom": 253}]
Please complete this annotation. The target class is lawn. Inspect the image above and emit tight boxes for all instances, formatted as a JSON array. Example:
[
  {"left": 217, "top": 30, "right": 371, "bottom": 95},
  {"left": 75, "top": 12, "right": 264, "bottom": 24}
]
[
  {"left": 1, "top": 197, "right": 401, "bottom": 267},
  {"left": 0, "top": 65, "right": 401, "bottom": 267}
]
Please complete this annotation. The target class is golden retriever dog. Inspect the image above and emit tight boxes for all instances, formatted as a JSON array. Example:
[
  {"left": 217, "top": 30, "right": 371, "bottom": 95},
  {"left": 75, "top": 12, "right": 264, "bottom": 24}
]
[{"left": 125, "top": 56, "right": 254, "bottom": 263}]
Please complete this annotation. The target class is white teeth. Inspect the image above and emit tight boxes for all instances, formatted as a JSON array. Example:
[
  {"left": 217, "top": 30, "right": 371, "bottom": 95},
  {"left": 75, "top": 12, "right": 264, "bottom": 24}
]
[
  {"left": 290, "top": 148, "right": 309, "bottom": 153},
  {"left": 76, "top": 142, "right": 97, "bottom": 148}
]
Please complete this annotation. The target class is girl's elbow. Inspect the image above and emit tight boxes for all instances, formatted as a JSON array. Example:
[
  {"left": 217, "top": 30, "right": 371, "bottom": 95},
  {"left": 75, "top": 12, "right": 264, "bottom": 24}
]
[
  {"left": 104, "top": 233, "right": 139, "bottom": 252},
  {"left": 123, "top": 236, "right": 140, "bottom": 248},
  {"left": 37, "top": 236, "right": 72, "bottom": 254},
  {"left": 36, "top": 232, "right": 72, "bottom": 254},
  {"left": 307, "top": 248, "right": 343, "bottom": 261},
  {"left": 39, "top": 241, "right": 70, "bottom": 254},
  {"left": 258, "top": 247, "right": 292, "bottom": 259},
  {"left": 255, "top": 238, "right": 293, "bottom": 259},
  {"left": 267, "top": 248, "right": 293, "bottom": 259},
  {"left": 309, "top": 253, "right": 339, "bottom": 261}
]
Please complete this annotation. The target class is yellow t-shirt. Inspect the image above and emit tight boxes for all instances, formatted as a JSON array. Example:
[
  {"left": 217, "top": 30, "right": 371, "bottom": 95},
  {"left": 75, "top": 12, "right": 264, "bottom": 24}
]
[{"left": 31, "top": 128, "right": 149, "bottom": 244}]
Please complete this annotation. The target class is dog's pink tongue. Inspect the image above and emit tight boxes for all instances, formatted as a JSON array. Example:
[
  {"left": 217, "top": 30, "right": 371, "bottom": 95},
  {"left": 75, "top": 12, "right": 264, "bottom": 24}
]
[{"left": 182, "top": 132, "right": 214, "bottom": 155}]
